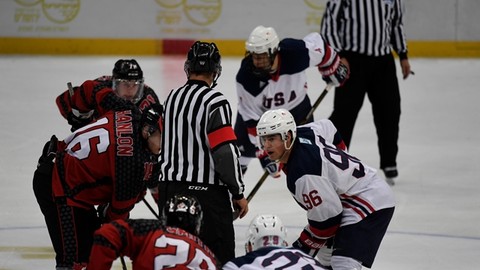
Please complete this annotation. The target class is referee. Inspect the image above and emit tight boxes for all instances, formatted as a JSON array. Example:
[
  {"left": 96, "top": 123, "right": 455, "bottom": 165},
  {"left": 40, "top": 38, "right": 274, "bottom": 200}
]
[
  {"left": 158, "top": 41, "right": 248, "bottom": 264},
  {"left": 321, "top": 0, "right": 412, "bottom": 185}
]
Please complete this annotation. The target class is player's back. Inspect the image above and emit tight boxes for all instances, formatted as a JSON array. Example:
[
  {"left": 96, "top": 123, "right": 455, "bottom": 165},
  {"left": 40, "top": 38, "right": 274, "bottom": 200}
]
[{"left": 223, "top": 246, "right": 327, "bottom": 270}]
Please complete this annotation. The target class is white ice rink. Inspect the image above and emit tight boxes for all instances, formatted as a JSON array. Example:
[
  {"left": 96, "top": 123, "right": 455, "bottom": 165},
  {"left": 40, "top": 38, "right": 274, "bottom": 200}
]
[{"left": 1, "top": 55, "right": 479, "bottom": 269}]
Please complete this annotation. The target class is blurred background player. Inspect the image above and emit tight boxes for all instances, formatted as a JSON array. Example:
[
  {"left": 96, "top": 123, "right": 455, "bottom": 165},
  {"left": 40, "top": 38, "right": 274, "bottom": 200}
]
[
  {"left": 88, "top": 194, "right": 219, "bottom": 270},
  {"left": 158, "top": 41, "right": 248, "bottom": 264},
  {"left": 56, "top": 59, "right": 160, "bottom": 132},
  {"left": 32, "top": 105, "right": 163, "bottom": 269},
  {"left": 234, "top": 25, "right": 349, "bottom": 178},
  {"left": 256, "top": 109, "right": 395, "bottom": 270},
  {"left": 223, "top": 214, "right": 328, "bottom": 269}
]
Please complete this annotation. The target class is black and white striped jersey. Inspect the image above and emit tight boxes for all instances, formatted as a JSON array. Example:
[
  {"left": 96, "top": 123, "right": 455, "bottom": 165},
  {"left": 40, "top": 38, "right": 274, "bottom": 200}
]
[
  {"left": 320, "top": 0, "right": 408, "bottom": 57},
  {"left": 159, "top": 79, "right": 244, "bottom": 196}
]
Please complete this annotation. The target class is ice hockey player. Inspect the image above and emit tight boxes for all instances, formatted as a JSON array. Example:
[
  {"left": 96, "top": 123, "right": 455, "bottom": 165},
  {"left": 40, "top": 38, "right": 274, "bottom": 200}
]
[
  {"left": 223, "top": 214, "right": 328, "bottom": 269},
  {"left": 234, "top": 25, "right": 349, "bottom": 178},
  {"left": 32, "top": 104, "right": 163, "bottom": 269},
  {"left": 255, "top": 109, "right": 395, "bottom": 270},
  {"left": 88, "top": 194, "right": 219, "bottom": 270},
  {"left": 56, "top": 59, "right": 160, "bottom": 132}
]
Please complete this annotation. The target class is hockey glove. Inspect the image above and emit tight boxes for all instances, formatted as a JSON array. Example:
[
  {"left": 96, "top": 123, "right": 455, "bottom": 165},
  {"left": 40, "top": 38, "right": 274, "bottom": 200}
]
[
  {"left": 292, "top": 228, "right": 329, "bottom": 257},
  {"left": 319, "top": 57, "right": 349, "bottom": 87},
  {"left": 67, "top": 109, "right": 94, "bottom": 132},
  {"left": 256, "top": 149, "right": 282, "bottom": 178}
]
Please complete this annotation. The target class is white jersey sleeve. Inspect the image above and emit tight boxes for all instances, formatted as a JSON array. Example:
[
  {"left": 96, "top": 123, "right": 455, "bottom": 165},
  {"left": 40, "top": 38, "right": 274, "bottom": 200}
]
[{"left": 303, "top": 32, "right": 338, "bottom": 69}]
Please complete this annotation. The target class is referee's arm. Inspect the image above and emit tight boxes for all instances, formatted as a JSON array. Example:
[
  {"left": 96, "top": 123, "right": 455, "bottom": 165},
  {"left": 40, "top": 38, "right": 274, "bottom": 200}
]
[{"left": 208, "top": 107, "right": 245, "bottom": 199}]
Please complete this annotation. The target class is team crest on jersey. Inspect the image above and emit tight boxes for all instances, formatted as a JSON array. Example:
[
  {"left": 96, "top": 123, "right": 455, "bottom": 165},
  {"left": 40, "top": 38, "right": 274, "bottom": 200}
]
[{"left": 299, "top": 137, "right": 312, "bottom": 145}]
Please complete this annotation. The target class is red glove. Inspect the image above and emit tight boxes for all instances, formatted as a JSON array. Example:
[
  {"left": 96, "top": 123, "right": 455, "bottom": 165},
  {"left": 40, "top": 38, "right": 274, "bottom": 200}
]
[{"left": 319, "top": 56, "right": 349, "bottom": 87}]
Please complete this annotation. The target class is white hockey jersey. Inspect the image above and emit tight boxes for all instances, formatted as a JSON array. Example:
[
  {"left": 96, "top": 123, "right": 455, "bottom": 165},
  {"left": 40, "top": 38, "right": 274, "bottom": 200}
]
[{"left": 283, "top": 120, "right": 395, "bottom": 240}]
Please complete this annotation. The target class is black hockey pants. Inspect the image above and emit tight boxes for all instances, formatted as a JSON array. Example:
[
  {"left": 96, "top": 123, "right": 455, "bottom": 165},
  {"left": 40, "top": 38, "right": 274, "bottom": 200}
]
[{"left": 32, "top": 139, "right": 100, "bottom": 268}]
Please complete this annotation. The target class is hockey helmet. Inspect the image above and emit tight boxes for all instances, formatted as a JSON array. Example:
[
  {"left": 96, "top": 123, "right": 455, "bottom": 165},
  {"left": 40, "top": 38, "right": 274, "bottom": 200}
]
[
  {"left": 245, "top": 214, "right": 288, "bottom": 253},
  {"left": 162, "top": 194, "right": 203, "bottom": 236},
  {"left": 112, "top": 59, "right": 145, "bottom": 104},
  {"left": 112, "top": 59, "right": 143, "bottom": 80},
  {"left": 256, "top": 109, "right": 297, "bottom": 150},
  {"left": 245, "top": 25, "right": 279, "bottom": 55},
  {"left": 184, "top": 41, "right": 222, "bottom": 87},
  {"left": 245, "top": 26, "right": 280, "bottom": 76}
]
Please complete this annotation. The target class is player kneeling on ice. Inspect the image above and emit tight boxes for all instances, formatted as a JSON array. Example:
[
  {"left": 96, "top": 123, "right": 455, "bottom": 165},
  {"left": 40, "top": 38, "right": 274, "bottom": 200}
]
[
  {"left": 32, "top": 104, "right": 163, "bottom": 270},
  {"left": 255, "top": 109, "right": 395, "bottom": 270},
  {"left": 224, "top": 214, "right": 328, "bottom": 269},
  {"left": 88, "top": 194, "right": 220, "bottom": 270}
]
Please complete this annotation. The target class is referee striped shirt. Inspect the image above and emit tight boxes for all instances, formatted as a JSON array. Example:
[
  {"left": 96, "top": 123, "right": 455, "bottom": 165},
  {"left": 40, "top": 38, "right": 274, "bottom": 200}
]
[
  {"left": 320, "top": 0, "right": 408, "bottom": 58},
  {"left": 159, "top": 79, "right": 244, "bottom": 195}
]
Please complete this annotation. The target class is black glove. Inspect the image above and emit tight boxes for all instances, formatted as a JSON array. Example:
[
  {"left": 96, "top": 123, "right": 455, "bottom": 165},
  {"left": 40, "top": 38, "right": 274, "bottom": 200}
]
[
  {"left": 36, "top": 135, "right": 58, "bottom": 173},
  {"left": 319, "top": 59, "right": 349, "bottom": 87},
  {"left": 67, "top": 111, "right": 93, "bottom": 132}
]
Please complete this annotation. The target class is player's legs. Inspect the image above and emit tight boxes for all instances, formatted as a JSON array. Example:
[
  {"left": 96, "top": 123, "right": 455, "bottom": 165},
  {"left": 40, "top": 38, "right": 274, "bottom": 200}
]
[
  {"left": 332, "top": 207, "right": 394, "bottom": 268},
  {"left": 54, "top": 199, "right": 100, "bottom": 267},
  {"left": 33, "top": 141, "right": 66, "bottom": 266}
]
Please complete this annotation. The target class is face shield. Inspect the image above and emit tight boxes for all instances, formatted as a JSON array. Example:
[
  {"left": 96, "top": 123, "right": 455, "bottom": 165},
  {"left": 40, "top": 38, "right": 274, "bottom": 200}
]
[{"left": 112, "top": 78, "right": 145, "bottom": 104}]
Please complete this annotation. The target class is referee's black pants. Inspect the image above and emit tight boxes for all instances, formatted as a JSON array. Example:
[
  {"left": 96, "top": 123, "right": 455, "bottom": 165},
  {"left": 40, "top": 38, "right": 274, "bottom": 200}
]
[
  {"left": 158, "top": 181, "right": 235, "bottom": 265},
  {"left": 330, "top": 52, "right": 400, "bottom": 170}
]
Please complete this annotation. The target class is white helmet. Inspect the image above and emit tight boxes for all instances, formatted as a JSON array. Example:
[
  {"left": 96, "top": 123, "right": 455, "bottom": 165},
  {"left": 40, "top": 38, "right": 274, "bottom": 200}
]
[
  {"left": 245, "top": 214, "right": 288, "bottom": 253},
  {"left": 256, "top": 109, "right": 297, "bottom": 150},
  {"left": 245, "top": 25, "right": 280, "bottom": 55}
]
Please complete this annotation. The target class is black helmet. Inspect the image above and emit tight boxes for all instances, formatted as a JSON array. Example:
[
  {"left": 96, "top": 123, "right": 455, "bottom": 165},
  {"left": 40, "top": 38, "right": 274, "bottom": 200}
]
[
  {"left": 141, "top": 103, "right": 163, "bottom": 135},
  {"left": 162, "top": 194, "right": 203, "bottom": 236},
  {"left": 184, "top": 41, "right": 222, "bottom": 86},
  {"left": 112, "top": 59, "right": 143, "bottom": 80}
]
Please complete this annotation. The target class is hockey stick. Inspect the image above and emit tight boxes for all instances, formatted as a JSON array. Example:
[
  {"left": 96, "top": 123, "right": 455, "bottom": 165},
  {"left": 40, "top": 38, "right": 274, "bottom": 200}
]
[
  {"left": 142, "top": 198, "right": 160, "bottom": 219},
  {"left": 245, "top": 84, "right": 333, "bottom": 204},
  {"left": 67, "top": 82, "right": 74, "bottom": 97},
  {"left": 120, "top": 256, "right": 127, "bottom": 270},
  {"left": 67, "top": 82, "right": 95, "bottom": 119}
]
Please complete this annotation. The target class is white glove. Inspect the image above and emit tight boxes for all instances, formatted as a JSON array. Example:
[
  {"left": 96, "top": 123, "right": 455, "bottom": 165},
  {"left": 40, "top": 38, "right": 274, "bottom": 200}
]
[{"left": 256, "top": 149, "right": 282, "bottom": 178}]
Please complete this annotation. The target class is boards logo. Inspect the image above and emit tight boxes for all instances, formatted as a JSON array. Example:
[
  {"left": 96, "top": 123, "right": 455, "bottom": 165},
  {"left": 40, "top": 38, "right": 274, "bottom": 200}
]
[
  {"left": 304, "top": 0, "right": 327, "bottom": 29},
  {"left": 15, "top": 0, "right": 80, "bottom": 24},
  {"left": 304, "top": 0, "right": 327, "bottom": 11},
  {"left": 156, "top": 0, "right": 222, "bottom": 26}
]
